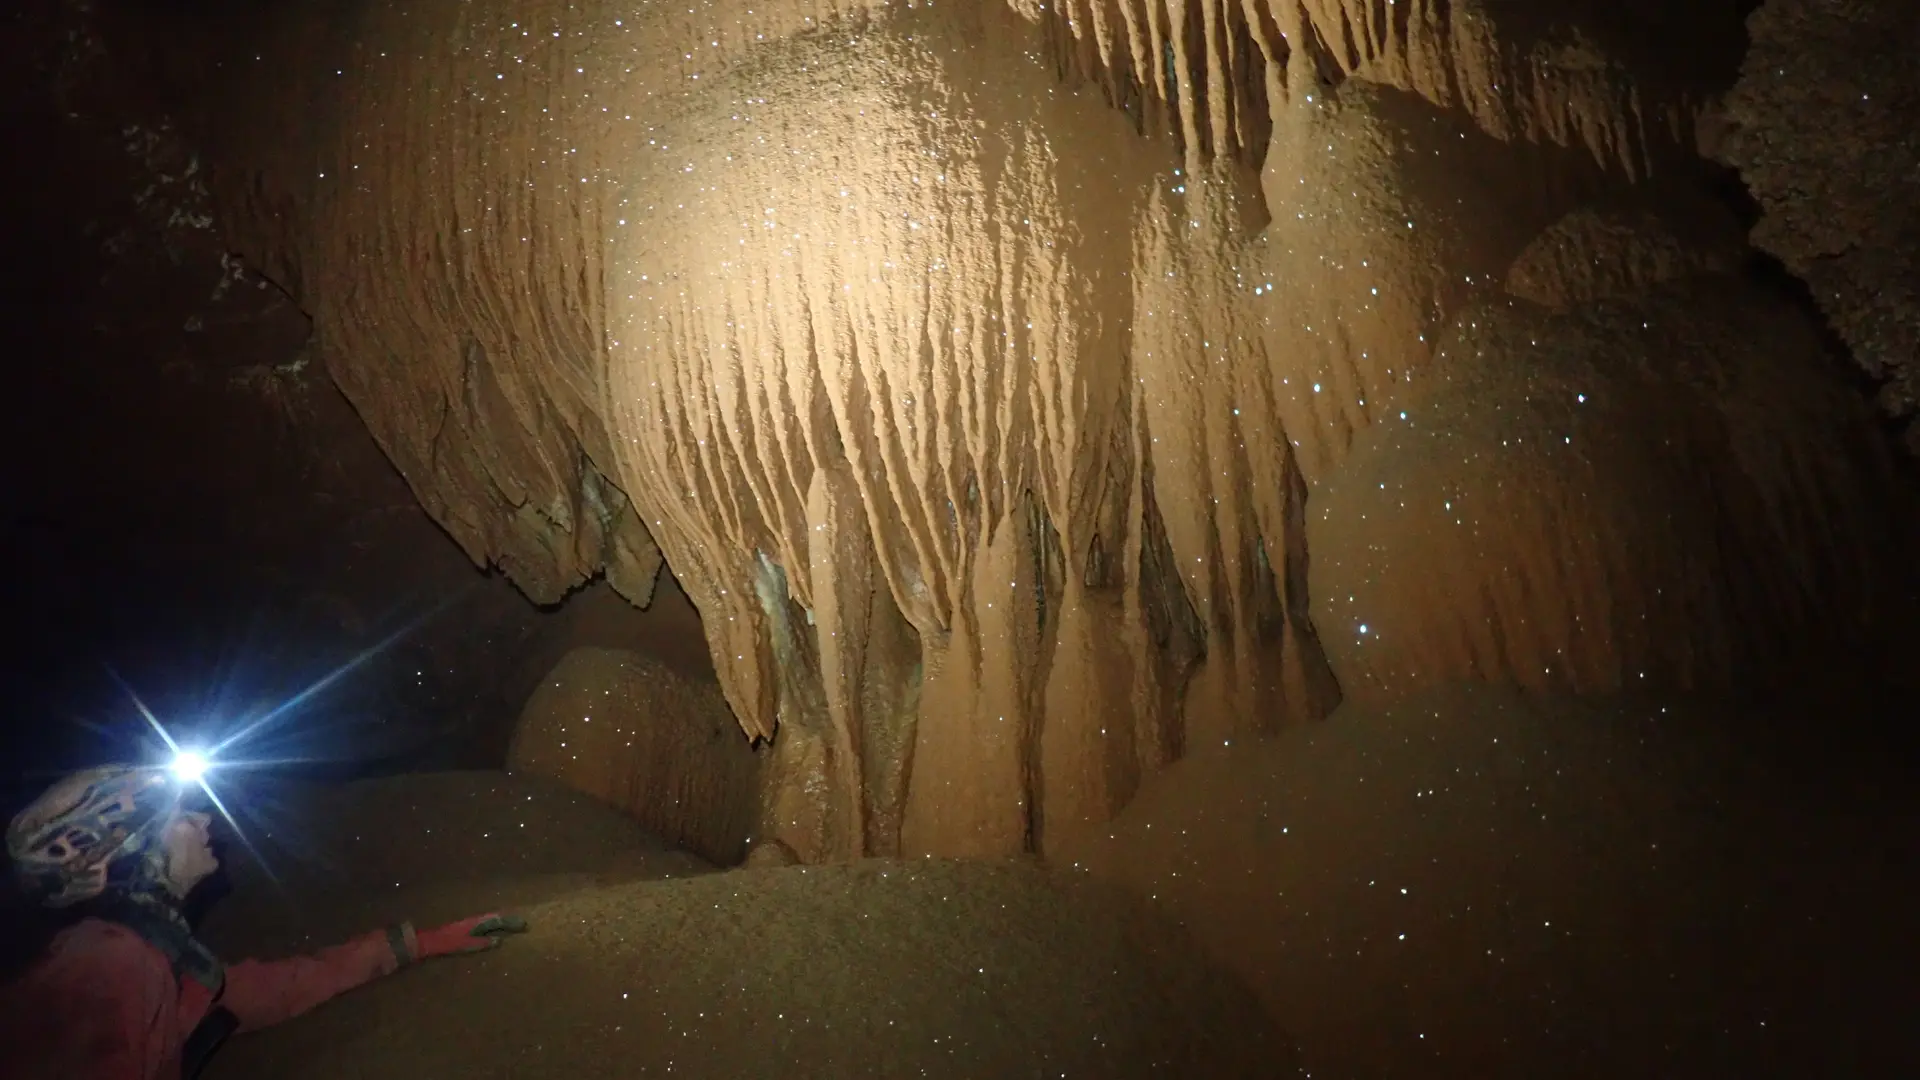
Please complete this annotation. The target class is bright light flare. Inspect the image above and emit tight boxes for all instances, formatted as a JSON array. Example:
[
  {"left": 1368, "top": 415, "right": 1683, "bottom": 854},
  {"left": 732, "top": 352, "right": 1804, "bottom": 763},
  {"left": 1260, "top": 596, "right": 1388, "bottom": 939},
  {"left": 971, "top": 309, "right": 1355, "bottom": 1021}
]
[
  {"left": 105, "top": 667, "right": 279, "bottom": 884},
  {"left": 169, "top": 750, "right": 210, "bottom": 784},
  {"left": 94, "top": 588, "right": 471, "bottom": 894}
]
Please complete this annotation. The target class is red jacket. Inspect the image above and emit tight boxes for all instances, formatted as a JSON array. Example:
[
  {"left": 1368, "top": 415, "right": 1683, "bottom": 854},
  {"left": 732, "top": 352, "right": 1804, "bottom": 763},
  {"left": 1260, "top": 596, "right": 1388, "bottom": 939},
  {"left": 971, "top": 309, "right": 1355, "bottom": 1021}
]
[{"left": 0, "top": 916, "right": 403, "bottom": 1079}]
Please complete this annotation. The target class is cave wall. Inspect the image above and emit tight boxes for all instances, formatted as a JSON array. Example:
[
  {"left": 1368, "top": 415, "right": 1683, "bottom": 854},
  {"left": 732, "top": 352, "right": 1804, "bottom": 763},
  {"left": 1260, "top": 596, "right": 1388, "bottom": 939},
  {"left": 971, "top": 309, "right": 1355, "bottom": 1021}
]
[
  {"left": 1711, "top": 0, "right": 1919, "bottom": 456},
  {"left": 0, "top": 0, "right": 596, "bottom": 781},
  {"left": 190, "top": 0, "right": 1911, "bottom": 860}
]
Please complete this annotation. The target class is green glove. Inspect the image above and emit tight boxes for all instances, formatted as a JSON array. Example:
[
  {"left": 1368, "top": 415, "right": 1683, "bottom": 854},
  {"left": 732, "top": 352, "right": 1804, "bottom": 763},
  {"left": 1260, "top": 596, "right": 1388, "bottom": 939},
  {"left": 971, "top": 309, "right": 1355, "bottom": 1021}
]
[
  {"left": 414, "top": 913, "right": 531, "bottom": 959},
  {"left": 469, "top": 914, "right": 529, "bottom": 940}
]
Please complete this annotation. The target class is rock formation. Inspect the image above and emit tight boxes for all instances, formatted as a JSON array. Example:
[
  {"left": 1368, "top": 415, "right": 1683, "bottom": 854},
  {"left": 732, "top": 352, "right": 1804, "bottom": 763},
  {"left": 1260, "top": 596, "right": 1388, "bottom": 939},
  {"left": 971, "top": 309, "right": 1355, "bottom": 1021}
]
[
  {"left": 1055, "top": 683, "right": 1913, "bottom": 1076},
  {"left": 1310, "top": 275, "right": 1901, "bottom": 701},
  {"left": 509, "top": 647, "right": 764, "bottom": 865},
  {"left": 1711, "top": 0, "right": 1920, "bottom": 456},
  {"left": 197, "top": 0, "right": 1911, "bottom": 861}
]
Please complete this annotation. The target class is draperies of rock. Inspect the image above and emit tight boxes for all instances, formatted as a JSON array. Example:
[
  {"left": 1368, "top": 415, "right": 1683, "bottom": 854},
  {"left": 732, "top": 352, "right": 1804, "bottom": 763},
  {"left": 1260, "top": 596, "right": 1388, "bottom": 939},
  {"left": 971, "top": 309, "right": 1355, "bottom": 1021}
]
[
  {"left": 601, "top": 10, "right": 1177, "bottom": 856},
  {"left": 202, "top": 0, "right": 1904, "bottom": 861},
  {"left": 1027, "top": 0, "right": 1736, "bottom": 181}
]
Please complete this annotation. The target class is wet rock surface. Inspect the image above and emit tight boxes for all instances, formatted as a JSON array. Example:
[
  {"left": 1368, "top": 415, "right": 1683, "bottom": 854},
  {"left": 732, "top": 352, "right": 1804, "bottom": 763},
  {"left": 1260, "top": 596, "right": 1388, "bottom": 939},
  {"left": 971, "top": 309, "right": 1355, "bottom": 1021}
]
[
  {"left": 510, "top": 646, "right": 766, "bottom": 866},
  {"left": 1060, "top": 683, "right": 1918, "bottom": 1078},
  {"left": 196, "top": 772, "right": 1287, "bottom": 1080},
  {"left": 1713, "top": 0, "right": 1920, "bottom": 454},
  {"left": 5, "top": 2, "right": 1918, "bottom": 1074}
]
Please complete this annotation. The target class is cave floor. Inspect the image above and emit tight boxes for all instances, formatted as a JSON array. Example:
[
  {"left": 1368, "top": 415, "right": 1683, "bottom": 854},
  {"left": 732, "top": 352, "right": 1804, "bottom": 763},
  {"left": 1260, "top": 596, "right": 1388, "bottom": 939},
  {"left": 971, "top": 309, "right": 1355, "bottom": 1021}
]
[
  {"left": 194, "top": 771, "right": 1285, "bottom": 1080},
  {"left": 189, "top": 682, "right": 1917, "bottom": 1080}
]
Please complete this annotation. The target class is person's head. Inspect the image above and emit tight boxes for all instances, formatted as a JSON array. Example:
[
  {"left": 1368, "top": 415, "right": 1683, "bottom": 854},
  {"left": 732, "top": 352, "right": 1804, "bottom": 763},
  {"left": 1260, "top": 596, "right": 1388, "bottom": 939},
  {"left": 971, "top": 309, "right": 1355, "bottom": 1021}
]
[{"left": 5, "top": 765, "right": 220, "bottom": 911}]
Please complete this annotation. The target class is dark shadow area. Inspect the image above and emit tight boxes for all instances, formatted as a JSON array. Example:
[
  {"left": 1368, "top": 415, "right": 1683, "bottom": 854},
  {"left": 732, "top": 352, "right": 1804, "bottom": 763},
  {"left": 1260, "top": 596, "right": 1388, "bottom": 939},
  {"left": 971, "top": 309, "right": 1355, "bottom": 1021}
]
[
  {"left": 0, "top": 0, "right": 700, "bottom": 816},
  {"left": 0, "top": 0, "right": 723, "bottom": 1011}
]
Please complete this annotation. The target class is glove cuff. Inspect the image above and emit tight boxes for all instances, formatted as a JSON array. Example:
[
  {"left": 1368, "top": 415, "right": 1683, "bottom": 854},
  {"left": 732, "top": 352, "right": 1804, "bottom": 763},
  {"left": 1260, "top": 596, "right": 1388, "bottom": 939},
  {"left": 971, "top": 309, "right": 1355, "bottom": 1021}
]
[{"left": 386, "top": 921, "right": 419, "bottom": 968}]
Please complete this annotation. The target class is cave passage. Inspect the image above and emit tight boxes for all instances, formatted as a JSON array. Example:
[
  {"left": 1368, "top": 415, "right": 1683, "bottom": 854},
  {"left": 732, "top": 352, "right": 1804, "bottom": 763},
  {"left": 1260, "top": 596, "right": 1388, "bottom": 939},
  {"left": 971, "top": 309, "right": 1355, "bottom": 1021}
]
[{"left": 2, "top": 0, "right": 1916, "bottom": 1077}]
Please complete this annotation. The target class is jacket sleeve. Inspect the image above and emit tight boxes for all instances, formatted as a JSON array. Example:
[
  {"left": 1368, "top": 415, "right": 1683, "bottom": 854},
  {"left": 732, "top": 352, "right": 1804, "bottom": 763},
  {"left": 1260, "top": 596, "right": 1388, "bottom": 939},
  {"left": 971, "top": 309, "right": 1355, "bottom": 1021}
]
[{"left": 220, "top": 925, "right": 412, "bottom": 1033}]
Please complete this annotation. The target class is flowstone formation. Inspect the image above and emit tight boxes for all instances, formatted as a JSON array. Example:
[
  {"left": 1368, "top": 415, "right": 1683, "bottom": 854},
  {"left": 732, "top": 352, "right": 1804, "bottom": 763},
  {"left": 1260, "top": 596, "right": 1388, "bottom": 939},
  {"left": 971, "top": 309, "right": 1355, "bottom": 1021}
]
[
  {"left": 1310, "top": 276, "right": 1901, "bottom": 701},
  {"left": 204, "top": 0, "right": 1906, "bottom": 861}
]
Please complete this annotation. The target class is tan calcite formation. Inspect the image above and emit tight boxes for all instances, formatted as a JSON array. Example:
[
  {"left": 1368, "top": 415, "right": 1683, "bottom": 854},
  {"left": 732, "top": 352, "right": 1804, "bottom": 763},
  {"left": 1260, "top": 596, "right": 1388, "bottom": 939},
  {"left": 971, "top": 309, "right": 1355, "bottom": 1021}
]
[
  {"left": 202, "top": 0, "right": 1902, "bottom": 861},
  {"left": 1503, "top": 205, "right": 1746, "bottom": 312},
  {"left": 1245, "top": 72, "right": 1605, "bottom": 487},
  {"left": 1036, "top": 0, "right": 1720, "bottom": 180},
  {"left": 1122, "top": 66, "right": 1612, "bottom": 746},
  {"left": 509, "top": 647, "right": 764, "bottom": 865},
  {"left": 208, "top": 0, "right": 905, "bottom": 605},
  {"left": 603, "top": 9, "right": 1172, "bottom": 857},
  {"left": 1131, "top": 161, "right": 1331, "bottom": 756},
  {"left": 1309, "top": 275, "right": 1902, "bottom": 701}
]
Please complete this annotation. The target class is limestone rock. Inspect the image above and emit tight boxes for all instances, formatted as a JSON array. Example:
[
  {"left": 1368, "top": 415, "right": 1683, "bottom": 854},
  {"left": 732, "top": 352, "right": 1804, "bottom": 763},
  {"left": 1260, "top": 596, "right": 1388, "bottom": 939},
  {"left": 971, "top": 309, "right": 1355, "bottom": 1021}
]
[
  {"left": 1713, "top": 0, "right": 1920, "bottom": 453},
  {"left": 195, "top": 0, "right": 1909, "bottom": 860},
  {"left": 1309, "top": 275, "right": 1901, "bottom": 700},
  {"left": 1503, "top": 206, "right": 1744, "bottom": 311},
  {"left": 508, "top": 647, "right": 765, "bottom": 865},
  {"left": 201, "top": 858, "right": 1289, "bottom": 1079},
  {"left": 740, "top": 837, "right": 799, "bottom": 869},
  {"left": 1056, "top": 684, "right": 1910, "bottom": 1077}
]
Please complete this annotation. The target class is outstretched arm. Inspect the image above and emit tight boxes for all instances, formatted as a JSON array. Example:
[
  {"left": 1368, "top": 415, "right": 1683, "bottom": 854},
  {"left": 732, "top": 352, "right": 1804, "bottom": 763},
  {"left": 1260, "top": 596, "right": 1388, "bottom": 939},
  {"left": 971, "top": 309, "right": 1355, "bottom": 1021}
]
[
  {"left": 220, "top": 925, "right": 410, "bottom": 1032},
  {"left": 220, "top": 914, "right": 526, "bottom": 1033}
]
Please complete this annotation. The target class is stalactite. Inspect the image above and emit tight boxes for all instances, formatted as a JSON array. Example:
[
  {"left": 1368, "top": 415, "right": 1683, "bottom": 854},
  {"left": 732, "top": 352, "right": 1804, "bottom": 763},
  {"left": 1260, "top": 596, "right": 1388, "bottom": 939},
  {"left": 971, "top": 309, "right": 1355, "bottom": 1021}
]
[
  {"left": 206, "top": 0, "right": 1897, "bottom": 866},
  {"left": 1033, "top": 0, "right": 1709, "bottom": 180}
]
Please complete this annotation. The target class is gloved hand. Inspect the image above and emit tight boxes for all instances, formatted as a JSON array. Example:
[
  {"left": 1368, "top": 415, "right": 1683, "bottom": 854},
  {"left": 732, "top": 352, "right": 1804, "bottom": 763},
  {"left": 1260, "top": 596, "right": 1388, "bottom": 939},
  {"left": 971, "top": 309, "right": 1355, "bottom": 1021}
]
[{"left": 413, "top": 913, "right": 530, "bottom": 960}]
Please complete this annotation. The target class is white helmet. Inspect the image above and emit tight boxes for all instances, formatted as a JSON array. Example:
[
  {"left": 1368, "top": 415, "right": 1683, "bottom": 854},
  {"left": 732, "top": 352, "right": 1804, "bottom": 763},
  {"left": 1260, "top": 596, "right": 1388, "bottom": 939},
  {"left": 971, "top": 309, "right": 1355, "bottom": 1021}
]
[{"left": 6, "top": 765, "right": 178, "bottom": 908}]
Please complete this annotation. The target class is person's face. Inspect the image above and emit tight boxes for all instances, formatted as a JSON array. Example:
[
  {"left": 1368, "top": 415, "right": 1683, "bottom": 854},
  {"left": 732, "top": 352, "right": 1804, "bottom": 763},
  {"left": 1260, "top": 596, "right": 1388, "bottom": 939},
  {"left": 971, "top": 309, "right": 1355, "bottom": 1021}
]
[{"left": 160, "top": 810, "right": 219, "bottom": 898}]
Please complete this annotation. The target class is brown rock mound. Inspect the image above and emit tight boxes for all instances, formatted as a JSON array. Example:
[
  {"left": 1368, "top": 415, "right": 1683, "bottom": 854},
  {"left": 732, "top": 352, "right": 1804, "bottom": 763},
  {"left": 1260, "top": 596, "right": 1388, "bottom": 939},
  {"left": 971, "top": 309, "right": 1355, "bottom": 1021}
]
[
  {"left": 1056, "top": 684, "right": 1914, "bottom": 1078},
  {"left": 1503, "top": 205, "right": 1745, "bottom": 311},
  {"left": 1308, "top": 274, "right": 1902, "bottom": 700},
  {"left": 508, "top": 647, "right": 765, "bottom": 866},
  {"left": 194, "top": 770, "right": 1291, "bottom": 1079}
]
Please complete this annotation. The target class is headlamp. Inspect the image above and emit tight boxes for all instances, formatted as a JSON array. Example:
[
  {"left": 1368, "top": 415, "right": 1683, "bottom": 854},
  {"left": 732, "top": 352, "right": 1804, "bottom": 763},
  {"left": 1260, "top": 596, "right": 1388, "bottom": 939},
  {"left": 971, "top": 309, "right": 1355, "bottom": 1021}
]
[{"left": 169, "top": 750, "right": 211, "bottom": 784}]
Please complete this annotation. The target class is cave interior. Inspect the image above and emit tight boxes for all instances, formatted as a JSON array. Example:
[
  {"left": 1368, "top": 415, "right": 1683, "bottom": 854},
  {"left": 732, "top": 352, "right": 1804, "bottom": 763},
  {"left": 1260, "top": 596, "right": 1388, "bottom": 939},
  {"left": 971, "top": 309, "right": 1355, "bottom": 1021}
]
[{"left": 2, "top": 0, "right": 1916, "bottom": 1077}]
